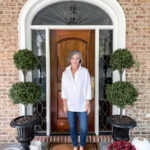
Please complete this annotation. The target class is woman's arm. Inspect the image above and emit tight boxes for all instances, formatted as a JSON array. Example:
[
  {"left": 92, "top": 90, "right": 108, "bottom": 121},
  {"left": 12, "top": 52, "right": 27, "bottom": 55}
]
[
  {"left": 86, "top": 100, "right": 91, "bottom": 115},
  {"left": 86, "top": 70, "right": 92, "bottom": 114},
  {"left": 86, "top": 70, "right": 92, "bottom": 100},
  {"left": 63, "top": 98, "right": 68, "bottom": 113},
  {"left": 61, "top": 73, "right": 68, "bottom": 113}
]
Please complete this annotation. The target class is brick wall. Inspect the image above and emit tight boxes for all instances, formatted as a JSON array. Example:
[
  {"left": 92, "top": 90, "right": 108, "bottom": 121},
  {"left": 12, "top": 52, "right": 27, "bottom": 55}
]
[
  {"left": 117, "top": 0, "right": 150, "bottom": 140},
  {"left": 0, "top": 0, "right": 150, "bottom": 143},
  {"left": 0, "top": 0, "right": 28, "bottom": 143}
]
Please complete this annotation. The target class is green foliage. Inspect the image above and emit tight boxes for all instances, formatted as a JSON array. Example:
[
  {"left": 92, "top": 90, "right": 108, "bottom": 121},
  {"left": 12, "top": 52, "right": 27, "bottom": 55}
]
[
  {"left": 9, "top": 82, "right": 41, "bottom": 106},
  {"left": 13, "top": 49, "right": 38, "bottom": 71},
  {"left": 9, "top": 49, "right": 41, "bottom": 117},
  {"left": 106, "top": 48, "right": 138, "bottom": 118},
  {"left": 109, "top": 48, "right": 135, "bottom": 72},
  {"left": 106, "top": 81, "right": 138, "bottom": 109}
]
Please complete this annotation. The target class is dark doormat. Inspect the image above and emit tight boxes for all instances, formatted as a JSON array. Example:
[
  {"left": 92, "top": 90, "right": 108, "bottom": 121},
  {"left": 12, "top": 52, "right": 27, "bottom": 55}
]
[{"left": 47, "top": 143, "right": 100, "bottom": 150}]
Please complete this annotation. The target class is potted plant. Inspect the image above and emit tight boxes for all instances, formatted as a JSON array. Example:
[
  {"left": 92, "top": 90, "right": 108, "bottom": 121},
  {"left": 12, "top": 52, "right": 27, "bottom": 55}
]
[
  {"left": 106, "top": 48, "right": 138, "bottom": 141},
  {"left": 9, "top": 49, "right": 42, "bottom": 150},
  {"left": 107, "top": 140, "right": 136, "bottom": 150}
]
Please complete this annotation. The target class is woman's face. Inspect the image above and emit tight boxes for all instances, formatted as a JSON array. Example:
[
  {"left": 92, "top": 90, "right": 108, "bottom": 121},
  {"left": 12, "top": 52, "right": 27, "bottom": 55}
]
[{"left": 70, "top": 54, "right": 80, "bottom": 67}]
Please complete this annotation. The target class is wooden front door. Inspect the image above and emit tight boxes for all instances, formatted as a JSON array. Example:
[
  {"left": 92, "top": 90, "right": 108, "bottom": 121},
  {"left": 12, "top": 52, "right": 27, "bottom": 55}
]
[{"left": 50, "top": 30, "right": 95, "bottom": 133}]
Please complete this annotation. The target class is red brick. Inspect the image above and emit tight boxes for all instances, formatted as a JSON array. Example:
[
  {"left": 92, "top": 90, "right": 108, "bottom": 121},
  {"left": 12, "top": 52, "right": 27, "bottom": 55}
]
[{"left": 0, "top": 0, "right": 150, "bottom": 143}]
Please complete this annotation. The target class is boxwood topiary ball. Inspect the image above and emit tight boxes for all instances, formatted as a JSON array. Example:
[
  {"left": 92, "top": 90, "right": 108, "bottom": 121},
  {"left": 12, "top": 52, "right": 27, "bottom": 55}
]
[
  {"left": 9, "top": 82, "right": 42, "bottom": 105},
  {"left": 106, "top": 81, "right": 138, "bottom": 109},
  {"left": 109, "top": 48, "right": 135, "bottom": 71},
  {"left": 13, "top": 49, "right": 38, "bottom": 71}
]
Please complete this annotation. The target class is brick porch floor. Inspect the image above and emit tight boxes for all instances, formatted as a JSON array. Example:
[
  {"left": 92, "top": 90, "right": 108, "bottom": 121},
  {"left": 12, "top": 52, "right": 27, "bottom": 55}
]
[
  {"left": 0, "top": 135, "right": 112, "bottom": 150},
  {"left": 0, "top": 143, "right": 47, "bottom": 150}
]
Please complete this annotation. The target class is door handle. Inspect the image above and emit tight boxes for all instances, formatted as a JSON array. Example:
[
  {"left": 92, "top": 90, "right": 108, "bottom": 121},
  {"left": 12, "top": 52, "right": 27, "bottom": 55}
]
[{"left": 90, "top": 76, "right": 95, "bottom": 99}]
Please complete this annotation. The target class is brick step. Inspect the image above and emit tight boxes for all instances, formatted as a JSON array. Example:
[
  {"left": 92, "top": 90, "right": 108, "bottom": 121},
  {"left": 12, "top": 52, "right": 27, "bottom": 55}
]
[{"left": 34, "top": 135, "right": 113, "bottom": 143}]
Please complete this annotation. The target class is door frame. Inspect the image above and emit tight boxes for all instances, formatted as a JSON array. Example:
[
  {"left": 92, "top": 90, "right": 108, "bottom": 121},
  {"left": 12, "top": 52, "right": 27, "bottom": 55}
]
[
  {"left": 30, "top": 25, "right": 119, "bottom": 136},
  {"left": 48, "top": 27, "right": 103, "bottom": 135},
  {"left": 50, "top": 30, "right": 95, "bottom": 132},
  {"left": 18, "top": 0, "right": 126, "bottom": 136}
]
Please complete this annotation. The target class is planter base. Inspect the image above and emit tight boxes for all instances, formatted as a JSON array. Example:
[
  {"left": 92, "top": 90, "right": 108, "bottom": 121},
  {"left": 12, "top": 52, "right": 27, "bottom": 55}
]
[
  {"left": 16, "top": 126, "right": 34, "bottom": 150},
  {"left": 112, "top": 126, "right": 130, "bottom": 141},
  {"left": 107, "top": 115, "right": 136, "bottom": 141},
  {"left": 10, "top": 116, "right": 39, "bottom": 150}
]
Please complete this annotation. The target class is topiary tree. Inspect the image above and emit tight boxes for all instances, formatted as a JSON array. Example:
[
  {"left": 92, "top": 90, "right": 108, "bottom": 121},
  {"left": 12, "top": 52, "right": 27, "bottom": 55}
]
[
  {"left": 9, "top": 49, "right": 41, "bottom": 118},
  {"left": 109, "top": 48, "right": 135, "bottom": 82},
  {"left": 106, "top": 48, "right": 138, "bottom": 118}
]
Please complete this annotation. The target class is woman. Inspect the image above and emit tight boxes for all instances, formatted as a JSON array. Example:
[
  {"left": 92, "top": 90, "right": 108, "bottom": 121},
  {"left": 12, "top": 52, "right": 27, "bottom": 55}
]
[{"left": 61, "top": 50, "right": 92, "bottom": 150}]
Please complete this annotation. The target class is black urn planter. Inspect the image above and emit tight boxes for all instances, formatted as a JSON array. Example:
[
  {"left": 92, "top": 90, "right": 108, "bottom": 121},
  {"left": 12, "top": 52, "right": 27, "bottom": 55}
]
[
  {"left": 107, "top": 115, "right": 136, "bottom": 141},
  {"left": 10, "top": 116, "right": 39, "bottom": 150}
]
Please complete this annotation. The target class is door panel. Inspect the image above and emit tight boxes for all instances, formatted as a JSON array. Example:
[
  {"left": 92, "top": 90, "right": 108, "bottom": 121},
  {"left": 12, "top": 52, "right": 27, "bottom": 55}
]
[{"left": 50, "top": 30, "right": 95, "bottom": 132}]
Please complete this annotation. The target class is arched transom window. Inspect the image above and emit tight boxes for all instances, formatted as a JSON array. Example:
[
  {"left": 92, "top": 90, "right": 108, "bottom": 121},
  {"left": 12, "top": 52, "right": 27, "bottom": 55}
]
[{"left": 32, "top": 1, "right": 112, "bottom": 25}]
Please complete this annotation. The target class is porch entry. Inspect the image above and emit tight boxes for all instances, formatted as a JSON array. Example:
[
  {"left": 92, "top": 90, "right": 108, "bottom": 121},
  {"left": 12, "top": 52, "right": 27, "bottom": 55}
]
[{"left": 50, "top": 30, "right": 95, "bottom": 132}]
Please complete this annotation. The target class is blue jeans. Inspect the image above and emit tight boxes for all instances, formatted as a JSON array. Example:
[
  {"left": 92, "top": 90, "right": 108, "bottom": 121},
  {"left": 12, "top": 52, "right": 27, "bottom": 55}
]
[{"left": 67, "top": 111, "right": 88, "bottom": 147}]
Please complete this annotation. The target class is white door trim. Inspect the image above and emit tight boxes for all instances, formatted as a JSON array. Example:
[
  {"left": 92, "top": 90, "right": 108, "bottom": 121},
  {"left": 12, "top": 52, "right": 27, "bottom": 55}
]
[
  {"left": 18, "top": 0, "right": 126, "bottom": 136},
  {"left": 18, "top": 0, "right": 125, "bottom": 49}
]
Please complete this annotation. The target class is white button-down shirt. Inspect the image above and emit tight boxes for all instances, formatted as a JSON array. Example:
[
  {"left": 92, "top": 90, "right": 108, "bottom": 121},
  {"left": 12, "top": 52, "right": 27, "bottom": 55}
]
[{"left": 61, "top": 65, "right": 92, "bottom": 112}]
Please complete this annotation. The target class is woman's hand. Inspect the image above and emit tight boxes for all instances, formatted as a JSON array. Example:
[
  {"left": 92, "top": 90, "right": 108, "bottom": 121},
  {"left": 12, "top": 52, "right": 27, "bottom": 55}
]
[
  {"left": 63, "top": 99, "right": 68, "bottom": 113},
  {"left": 86, "top": 101, "right": 91, "bottom": 115},
  {"left": 63, "top": 103, "right": 68, "bottom": 113}
]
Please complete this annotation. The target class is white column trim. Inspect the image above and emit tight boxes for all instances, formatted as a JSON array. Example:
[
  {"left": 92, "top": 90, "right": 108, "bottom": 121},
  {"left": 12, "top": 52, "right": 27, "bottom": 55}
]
[
  {"left": 95, "top": 28, "right": 99, "bottom": 135},
  {"left": 46, "top": 28, "right": 50, "bottom": 135}
]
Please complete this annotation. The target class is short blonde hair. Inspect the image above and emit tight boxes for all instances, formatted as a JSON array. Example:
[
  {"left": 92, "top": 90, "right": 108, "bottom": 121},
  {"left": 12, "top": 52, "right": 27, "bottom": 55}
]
[{"left": 68, "top": 50, "right": 83, "bottom": 64}]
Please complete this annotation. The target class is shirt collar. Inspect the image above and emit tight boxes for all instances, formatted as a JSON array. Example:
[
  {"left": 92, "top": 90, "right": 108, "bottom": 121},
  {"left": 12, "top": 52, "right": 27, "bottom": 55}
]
[{"left": 66, "top": 64, "right": 82, "bottom": 72}]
